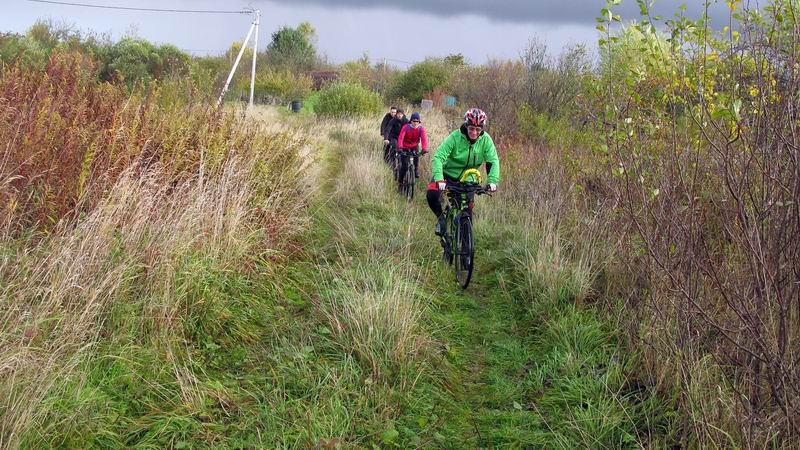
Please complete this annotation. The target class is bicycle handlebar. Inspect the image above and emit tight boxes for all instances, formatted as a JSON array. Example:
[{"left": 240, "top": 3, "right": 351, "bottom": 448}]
[
  {"left": 444, "top": 182, "right": 491, "bottom": 196},
  {"left": 396, "top": 147, "right": 427, "bottom": 155}
]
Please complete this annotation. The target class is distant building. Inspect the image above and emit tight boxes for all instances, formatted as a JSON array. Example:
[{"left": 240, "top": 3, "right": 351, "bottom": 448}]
[{"left": 306, "top": 70, "right": 339, "bottom": 89}]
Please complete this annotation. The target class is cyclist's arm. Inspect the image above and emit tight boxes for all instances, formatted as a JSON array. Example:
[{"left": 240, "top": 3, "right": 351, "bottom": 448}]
[
  {"left": 484, "top": 135, "right": 501, "bottom": 184},
  {"left": 420, "top": 126, "right": 428, "bottom": 152},
  {"left": 380, "top": 115, "right": 389, "bottom": 136},
  {"left": 432, "top": 132, "right": 457, "bottom": 181},
  {"left": 384, "top": 119, "right": 393, "bottom": 141},
  {"left": 397, "top": 124, "right": 408, "bottom": 149}
]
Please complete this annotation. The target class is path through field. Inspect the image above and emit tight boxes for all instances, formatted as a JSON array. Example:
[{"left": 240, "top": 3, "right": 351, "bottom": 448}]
[{"left": 300, "top": 116, "right": 666, "bottom": 448}]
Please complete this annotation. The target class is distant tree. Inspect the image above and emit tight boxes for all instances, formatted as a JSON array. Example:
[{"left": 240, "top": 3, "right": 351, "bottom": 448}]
[
  {"left": 444, "top": 53, "right": 466, "bottom": 66},
  {"left": 26, "top": 20, "right": 60, "bottom": 50},
  {"left": 225, "top": 41, "right": 253, "bottom": 63},
  {"left": 296, "top": 21, "right": 317, "bottom": 46},
  {"left": 265, "top": 23, "right": 318, "bottom": 71}
]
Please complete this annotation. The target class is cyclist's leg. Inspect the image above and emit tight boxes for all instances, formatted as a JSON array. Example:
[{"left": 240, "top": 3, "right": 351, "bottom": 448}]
[
  {"left": 413, "top": 154, "right": 420, "bottom": 178},
  {"left": 390, "top": 139, "right": 399, "bottom": 171},
  {"left": 426, "top": 179, "right": 443, "bottom": 217}
]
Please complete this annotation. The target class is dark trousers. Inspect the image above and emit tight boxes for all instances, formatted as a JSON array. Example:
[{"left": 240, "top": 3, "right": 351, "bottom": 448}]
[{"left": 426, "top": 176, "right": 459, "bottom": 218}]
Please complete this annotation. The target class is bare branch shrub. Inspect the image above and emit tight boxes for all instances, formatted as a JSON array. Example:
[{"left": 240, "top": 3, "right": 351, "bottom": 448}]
[{"left": 596, "top": 1, "right": 800, "bottom": 444}]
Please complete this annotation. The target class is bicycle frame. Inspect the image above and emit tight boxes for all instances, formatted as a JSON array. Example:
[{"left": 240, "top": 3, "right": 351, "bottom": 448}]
[
  {"left": 443, "top": 168, "right": 484, "bottom": 215},
  {"left": 440, "top": 169, "right": 488, "bottom": 288},
  {"left": 396, "top": 148, "right": 422, "bottom": 200}
]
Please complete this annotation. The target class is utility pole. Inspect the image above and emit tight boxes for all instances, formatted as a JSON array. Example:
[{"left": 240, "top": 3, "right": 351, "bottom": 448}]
[
  {"left": 248, "top": 10, "right": 261, "bottom": 110},
  {"left": 217, "top": 9, "right": 261, "bottom": 109}
]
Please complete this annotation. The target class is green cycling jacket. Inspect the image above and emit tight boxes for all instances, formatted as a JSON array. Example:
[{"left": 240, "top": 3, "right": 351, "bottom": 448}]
[{"left": 431, "top": 125, "right": 500, "bottom": 184}]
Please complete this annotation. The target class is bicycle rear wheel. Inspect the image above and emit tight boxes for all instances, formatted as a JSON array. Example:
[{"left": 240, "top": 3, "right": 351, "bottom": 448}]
[
  {"left": 453, "top": 215, "right": 474, "bottom": 289},
  {"left": 403, "top": 161, "right": 415, "bottom": 201}
]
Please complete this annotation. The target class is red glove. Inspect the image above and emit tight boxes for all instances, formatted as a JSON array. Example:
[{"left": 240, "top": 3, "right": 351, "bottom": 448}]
[{"left": 436, "top": 180, "right": 447, "bottom": 191}]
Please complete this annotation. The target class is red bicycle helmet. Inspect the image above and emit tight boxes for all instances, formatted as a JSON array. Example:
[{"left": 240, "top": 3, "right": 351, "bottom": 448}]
[{"left": 464, "top": 108, "right": 487, "bottom": 127}]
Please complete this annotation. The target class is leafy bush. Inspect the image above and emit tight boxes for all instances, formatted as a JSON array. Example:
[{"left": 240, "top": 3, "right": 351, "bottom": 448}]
[
  {"left": 390, "top": 59, "right": 450, "bottom": 103},
  {"left": 517, "top": 105, "right": 591, "bottom": 150},
  {"left": 338, "top": 54, "right": 397, "bottom": 95},
  {"left": 237, "top": 68, "right": 313, "bottom": 102},
  {"left": 0, "top": 21, "right": 200, "bottom": 92},
  {"left": 314, "top": 81, "right": 383, "bottom": 117},
  {"left": 97, "top": 38, "right": 192, "bottom": 88}
]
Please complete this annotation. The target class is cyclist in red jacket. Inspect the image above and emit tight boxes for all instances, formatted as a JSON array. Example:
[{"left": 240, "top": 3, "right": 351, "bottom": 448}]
[{"left": 396, "top": 112, "right": 428, "bottom": 180}]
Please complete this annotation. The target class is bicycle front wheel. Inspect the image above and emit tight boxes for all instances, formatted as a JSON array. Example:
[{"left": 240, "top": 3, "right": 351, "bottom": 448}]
[{"left": 454, "top": 214, "right": 475, "bottom": 289}]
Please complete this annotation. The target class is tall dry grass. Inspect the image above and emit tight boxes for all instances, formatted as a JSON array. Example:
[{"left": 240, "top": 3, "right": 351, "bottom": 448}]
[
  {"left": 311, "top": 115, "right": 435, "bottom": 384},
  {"left": 0, "top": 52, "right": 312, "bottom": 447},
  {"left": 0, "top": 49, "right": 303, "bottom": 234},
  {"left": 0, "top": 150, "right": 308, "bottom": 447}
]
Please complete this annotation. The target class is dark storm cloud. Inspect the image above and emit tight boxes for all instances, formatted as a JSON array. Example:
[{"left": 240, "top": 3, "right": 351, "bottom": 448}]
[{"left": 258, "top": 0, "right": 728, "bottom": 25}]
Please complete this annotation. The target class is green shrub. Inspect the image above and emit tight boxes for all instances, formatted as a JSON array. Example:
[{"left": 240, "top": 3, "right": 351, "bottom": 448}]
[
  {"left": 390, "top": 59, "right": 451, "bottom": 103},
  {"left": 314, "top": 81, "right": 383, "bottom": 117},
  {"left": 516, "top": 105, "right": 591, "bottom": 150},
  {"left": 338, "top": 54, "right": 397, "bottom": 96},
  {"left": 97, "top": 38, "right": 192, "bottom": 88},
  {"left": 239, "top": 68, "right": 312, "bottom": 101}
]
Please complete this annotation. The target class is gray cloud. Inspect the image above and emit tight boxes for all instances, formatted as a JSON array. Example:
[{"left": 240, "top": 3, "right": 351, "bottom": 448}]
[{"left": 256, "top": 0, "right": 728, "bottom": 26}]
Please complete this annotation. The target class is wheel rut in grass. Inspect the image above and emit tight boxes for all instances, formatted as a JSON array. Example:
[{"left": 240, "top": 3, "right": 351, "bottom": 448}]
[{"left": 423, "top": 248, "right": 547, "bottom": 447}]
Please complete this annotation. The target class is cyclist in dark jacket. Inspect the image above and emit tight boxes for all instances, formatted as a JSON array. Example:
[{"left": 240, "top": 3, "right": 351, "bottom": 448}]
[
  {"left": 380, "top": 106, "right": 397, "bottom": 137},
  {"left": 383, "top": 109, "right": 408, "bottom": 163}
]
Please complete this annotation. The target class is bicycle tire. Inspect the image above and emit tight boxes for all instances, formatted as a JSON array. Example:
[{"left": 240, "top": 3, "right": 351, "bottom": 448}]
[
  {"left": 454, "top": 214, "right": 475, "bottom": 289},
  {"left": 404, "top": 160, "right": 415, "bottom": 201}
]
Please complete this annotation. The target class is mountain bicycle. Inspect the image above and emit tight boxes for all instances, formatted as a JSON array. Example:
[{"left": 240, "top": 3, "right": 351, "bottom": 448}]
[
  {"left": 440, "top": 168, "right": 490, "bottom": 289},
  {"left": 395, "top": 148, "right": 423, "bottom": 201}
]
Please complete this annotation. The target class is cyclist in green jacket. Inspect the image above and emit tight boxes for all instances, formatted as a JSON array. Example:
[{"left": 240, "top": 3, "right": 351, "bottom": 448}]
[{"left": 427, "top": 107, "right": 500, "bottom": 235}]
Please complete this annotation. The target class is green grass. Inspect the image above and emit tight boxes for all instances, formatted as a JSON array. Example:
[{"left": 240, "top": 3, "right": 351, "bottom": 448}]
[
  {"left": 297, "top": 117, "right": 677, "bottom": 448},
  {"left": 4, "top": 110, "right": 678, "bottom": 448}
]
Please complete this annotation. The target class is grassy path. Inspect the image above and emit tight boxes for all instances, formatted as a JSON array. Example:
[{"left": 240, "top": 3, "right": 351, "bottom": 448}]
[{"left": 308, "top": 120, "right": 673, "bottom": 448}]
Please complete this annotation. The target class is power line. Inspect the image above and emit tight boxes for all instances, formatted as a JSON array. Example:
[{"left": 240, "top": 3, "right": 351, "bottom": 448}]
[
  {"left": 23, "top": 0, "right": 251, "bottom": 14},
  {"left": 382, "top": 58, "right": 413, "bottom": 66}
]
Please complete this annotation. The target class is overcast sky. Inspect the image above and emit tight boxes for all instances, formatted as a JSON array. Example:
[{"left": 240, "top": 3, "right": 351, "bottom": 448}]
[{"left": 3, "top": 0, "right": 729, "bottom": 65}]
